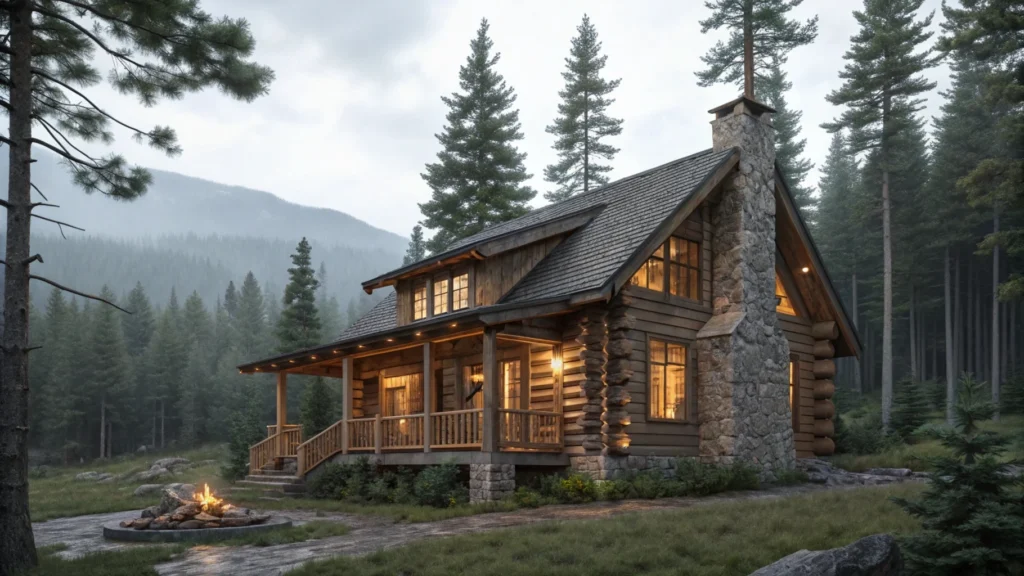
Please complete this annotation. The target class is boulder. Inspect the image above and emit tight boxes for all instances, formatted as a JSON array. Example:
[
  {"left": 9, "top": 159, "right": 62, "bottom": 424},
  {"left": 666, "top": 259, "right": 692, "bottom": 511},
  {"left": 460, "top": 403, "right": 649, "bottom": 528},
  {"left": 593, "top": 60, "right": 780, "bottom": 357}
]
[
  {"left": 133, "top": 518, "right": 152, "bottom": 530},
  {"left": 140, "top": 505, "right": 161, "bottom": 519},
  {"left": 194, "top": 512, "right": 219, "bottom": 522},
  {"left": 152, "top": 457, "right": 190, "bottom": 470},
  {"left": 865, "top": 468, "right": 913, "bottom": 478},
  {"left": 157, "top": 484, "right": 196, "bottom": 515},
  {"left": 222, "top": 507, "right": 251, "bottom": 519},
  {"left": 177, "top": 520, "right": 203, "bottom": 530},
  {"left": 133, "top": 484, "right": 164, "bottom": 497},
  {"left": 172, "top": 503, "right": 201, "bottom": 518},
  {"left": 135, "top": 466, "right": 171, "bottom": 482},
  {"left": 74, "top": 471, "right": 114, "bottom": 482},
  {"left": 149, "top": 516, "right": 170, "bottom": 530},
  {"left": 749, "top": 534, "right": 902, "bottom": 576}
]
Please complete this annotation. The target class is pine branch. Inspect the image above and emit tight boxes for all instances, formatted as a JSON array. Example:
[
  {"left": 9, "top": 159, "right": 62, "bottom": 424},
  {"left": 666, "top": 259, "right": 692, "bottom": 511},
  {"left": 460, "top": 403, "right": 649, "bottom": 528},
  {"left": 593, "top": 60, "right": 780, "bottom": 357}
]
[
  {"left": 32, "top": 213, "right": 84, "bottom": 233},
  {"left": 28, "top": 274, "right": 132, "bottom": 314},
  {"left": 28, "top": 137, "right": 109, "bottom": 171},
  {"left": 31, "top": 182, "right": 49, "bottom": 202}
]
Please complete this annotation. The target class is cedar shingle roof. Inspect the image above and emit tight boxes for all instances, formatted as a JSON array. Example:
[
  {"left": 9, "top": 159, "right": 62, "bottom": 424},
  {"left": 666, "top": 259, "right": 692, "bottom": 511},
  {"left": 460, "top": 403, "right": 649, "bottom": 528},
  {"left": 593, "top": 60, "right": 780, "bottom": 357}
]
[{"left": 337, "top": 148, "right": 733, "bottom": 342}]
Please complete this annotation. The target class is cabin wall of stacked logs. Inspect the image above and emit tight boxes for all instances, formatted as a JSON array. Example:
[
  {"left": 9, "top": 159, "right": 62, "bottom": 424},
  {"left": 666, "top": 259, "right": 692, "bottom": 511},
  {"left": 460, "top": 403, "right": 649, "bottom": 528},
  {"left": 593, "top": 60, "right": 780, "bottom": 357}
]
[{"left": 809, "top": 321, "right": 839, "bottom": 457}]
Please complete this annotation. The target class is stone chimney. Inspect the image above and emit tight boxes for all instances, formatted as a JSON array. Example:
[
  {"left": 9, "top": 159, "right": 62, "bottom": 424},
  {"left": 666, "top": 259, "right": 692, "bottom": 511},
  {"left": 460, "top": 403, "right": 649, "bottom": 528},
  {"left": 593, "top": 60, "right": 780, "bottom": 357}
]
[{"left": 695, "top": 96, "right": 796, "bottom": 479}]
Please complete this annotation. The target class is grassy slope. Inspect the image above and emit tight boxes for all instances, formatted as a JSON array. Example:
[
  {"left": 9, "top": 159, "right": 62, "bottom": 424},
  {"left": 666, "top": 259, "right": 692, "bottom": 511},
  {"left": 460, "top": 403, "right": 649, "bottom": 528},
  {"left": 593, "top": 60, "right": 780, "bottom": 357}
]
[
  {"left": 289, "top": 484, "right": 923, "bottom": 576},
  {"left": 832, "top": 414, "right": 1024, "bottom": 472}
]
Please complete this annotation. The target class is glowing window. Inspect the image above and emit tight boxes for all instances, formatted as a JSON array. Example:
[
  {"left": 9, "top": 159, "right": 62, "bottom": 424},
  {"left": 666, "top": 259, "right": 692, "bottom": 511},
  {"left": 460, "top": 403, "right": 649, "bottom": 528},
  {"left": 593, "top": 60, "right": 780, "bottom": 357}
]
[
  {"left": 776, "top": 274, "right": 797, "bottom": 315},
  {"left": 668, "top": 237, "right": 700, "bottom": 300},
  {"left": 630, "top": 245, "right": 665, "bottom": 292},
  {"left": 433, "top": 277, "right": 449, "bottom": 316},
  {"left": 789, "top": 356, "right": 800, "bottom": 432},
  {"left": 383, "top": 373, "right": 423, "bottom": 416},
  {"left": 650, "top": 339, "right": 687, "bottom": 421},
  {"left": 452, "top": 273, "right": 470, "bottom": 311},
  {"left": 413, "top": 281, "right": 428, "bottom": 320},
  {"left": 463, "top": 364, "right": 484, "bottom": 409}
]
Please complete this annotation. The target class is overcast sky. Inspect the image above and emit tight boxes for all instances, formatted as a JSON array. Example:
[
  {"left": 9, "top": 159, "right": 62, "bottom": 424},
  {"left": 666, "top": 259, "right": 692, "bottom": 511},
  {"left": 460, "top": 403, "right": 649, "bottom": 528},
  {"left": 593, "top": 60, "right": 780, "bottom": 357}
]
[{"left": 90, "top": 0, "right": 951, "bottom": 240}]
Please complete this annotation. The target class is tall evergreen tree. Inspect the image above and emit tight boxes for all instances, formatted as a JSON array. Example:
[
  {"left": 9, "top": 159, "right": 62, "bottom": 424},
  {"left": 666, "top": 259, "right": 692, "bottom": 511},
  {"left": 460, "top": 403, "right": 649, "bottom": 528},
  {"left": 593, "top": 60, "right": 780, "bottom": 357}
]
[
  {"left": 224, "top": 281, "right": 240, "bottom": 321},
  {"left": 403, "top": 225, "right": 427, "bottom": 265},
  {"left": 122, "top": 283, "right": 155, "bottom": 358},
  {"left": 824, "top": 0, "right": 938, "bottom": 430},
  {"left": 87, "top": 286, "right": 130, "bottom": 459},
  {"left": 237, "top": 272, "right": 268, "bottom": 361},
  {"left": 316, "top": 263, "right": 342, "bottom": 343},
  {"left": 419, "top": 19, "right": 536, "bottom": 253},
  {"left": 44, "top": 299, "right": 84, "bottom": 462},
  {"left": 543, "top": 14, "right": 623, "bottom": 202},
  {"left": 696, "top": 0, "right": 818, "bottom": 213},
  {"left": 300, "top": 377, "right": 335, "bottom": 439},
  {"left": 147, "top": 290, "right": 187, "bottom": 448},
  {"left": 0, "top": 1, "right": 272, "bottom": 569},
  {"left": 276, "top": 238, "right": 321, "bottom": 352}
]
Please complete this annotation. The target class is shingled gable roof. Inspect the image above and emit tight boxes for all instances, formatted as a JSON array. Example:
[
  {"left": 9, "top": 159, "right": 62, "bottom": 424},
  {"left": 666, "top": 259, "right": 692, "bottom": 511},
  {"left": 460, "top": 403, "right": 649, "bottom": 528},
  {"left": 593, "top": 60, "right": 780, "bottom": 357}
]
[
  {"left": 339, "top": 148, "right": 736, "bottom": 333},
  {"left": 236, "top": 148, "right": 738, "bottom": 371}
]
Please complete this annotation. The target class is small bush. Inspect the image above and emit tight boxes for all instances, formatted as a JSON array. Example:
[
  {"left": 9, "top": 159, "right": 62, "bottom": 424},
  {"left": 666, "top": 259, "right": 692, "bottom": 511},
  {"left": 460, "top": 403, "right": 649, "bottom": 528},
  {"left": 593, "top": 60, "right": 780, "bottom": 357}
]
[
  {"left": 835, "top": 411, "right": 895, "bottom": 455},
  {"left": 630, "top": 470, "right": 669, "bottom": 499},
  {"left": 511, "top": 486, "right": 543, "bottom": 508},
  {"left": 539, "top": 472, "right": 597, "bottom": 503},
  {"left": 772, "top": 468, "right": 809, "bottom": 485},
  {"left": 726, "top": 462, "right": 760, "bottom": 491},
  {"left": 307, "top": 462, "right": 352, "bottom": 500},
  {"left": 892, "top": 378, "right": 930, "bottom": 439},
  {"left": 413, "top": 462, "right": 466, "bottom": 508},
  {"left": 673, "top": 459, "right": 759, "bottom": 495},
  {"left": 595, "top": 479, "right": 632, "bottom": 501},
  {"left": 1002, "top": 372, "right": 1024, "bottom": 415}
]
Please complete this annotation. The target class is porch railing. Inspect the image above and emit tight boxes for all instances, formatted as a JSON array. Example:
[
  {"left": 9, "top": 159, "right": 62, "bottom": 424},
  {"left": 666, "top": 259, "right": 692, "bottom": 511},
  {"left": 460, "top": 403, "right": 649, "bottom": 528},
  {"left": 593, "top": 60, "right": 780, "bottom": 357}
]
[
  {"left": 267, "top": 424, "right": 302, "bottom": 438},
  {"left": 430, "top": 409, "right": 484, "bottom": 449},
  {"left": 296, "top": 420, "right": 344, "bottom": 475},
  {"left": 348, "top": 417, "right": 377, "bottom": 452},
  {"left": 499, "top": 409, "right": 563, "bottom": 451},
  {"left": 381, "top": 414, "right": 424, "bottom": 450},
  {"left": 250, "top": 425, "right": 304, "bottom": 474}
]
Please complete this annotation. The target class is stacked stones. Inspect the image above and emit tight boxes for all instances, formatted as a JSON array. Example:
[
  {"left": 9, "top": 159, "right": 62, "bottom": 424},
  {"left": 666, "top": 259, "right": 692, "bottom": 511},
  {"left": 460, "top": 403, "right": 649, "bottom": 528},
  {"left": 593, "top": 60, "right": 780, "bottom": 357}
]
[
  {"left": 811, "top": 321, "right": 839, "bottom": 456},
  {"left": 469, "top": 463, "right": 515, "bottom": 502},
  {"left": 696, "top": 97, "right": 796, "bottom": 480},
  {"left": 577, "top": 308, "right": 607, "bottom": 454},
  {"left": 118, "top": 485, "right": 269, "bottom": 531},
  {"left": 602, "top": 290, "right": 634, "bottom": 456}
]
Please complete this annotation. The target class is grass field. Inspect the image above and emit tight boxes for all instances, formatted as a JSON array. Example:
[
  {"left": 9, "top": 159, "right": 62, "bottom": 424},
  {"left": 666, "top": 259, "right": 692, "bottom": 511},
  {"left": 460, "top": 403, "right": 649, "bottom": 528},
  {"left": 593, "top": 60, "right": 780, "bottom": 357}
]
[
  {"left": 831, "top": 414, "right": 1024, "bottom": 472},
  {"left": 287, "top": 484, "right": 923, "bottom": 576}
]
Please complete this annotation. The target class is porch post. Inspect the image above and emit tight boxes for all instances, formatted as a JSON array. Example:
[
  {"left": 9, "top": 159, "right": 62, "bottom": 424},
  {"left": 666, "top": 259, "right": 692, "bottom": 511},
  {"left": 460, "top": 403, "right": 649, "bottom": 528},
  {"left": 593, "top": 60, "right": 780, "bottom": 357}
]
[
  {"left": 423, "top": 342, "right": 434, "bottom": 453},
  {"left": 276, "top": 372, "right": 287, "bottom": 456},
  {"left": 482, "top": 328, "right": 499, "bottom": 452},
  {"left": 341, "top": 356, "right": 352, "bottom": 455}
]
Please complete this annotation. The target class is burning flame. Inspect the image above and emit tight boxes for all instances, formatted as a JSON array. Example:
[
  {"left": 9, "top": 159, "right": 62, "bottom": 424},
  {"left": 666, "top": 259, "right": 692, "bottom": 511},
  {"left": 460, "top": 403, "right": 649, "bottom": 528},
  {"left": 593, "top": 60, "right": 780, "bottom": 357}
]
[{"left": 193, "top": 483, "right": 231, "bottom": 513}]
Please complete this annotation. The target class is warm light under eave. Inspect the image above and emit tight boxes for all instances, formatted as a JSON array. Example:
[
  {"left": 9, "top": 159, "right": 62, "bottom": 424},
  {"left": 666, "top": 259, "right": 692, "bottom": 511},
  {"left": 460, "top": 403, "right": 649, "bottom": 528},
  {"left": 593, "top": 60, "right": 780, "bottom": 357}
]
[
  {"left": 551, "top": 357, "right": 563, "bottom": 371},
  {"left": 801, "top": 266, "right": 810, "bottom": 274}
]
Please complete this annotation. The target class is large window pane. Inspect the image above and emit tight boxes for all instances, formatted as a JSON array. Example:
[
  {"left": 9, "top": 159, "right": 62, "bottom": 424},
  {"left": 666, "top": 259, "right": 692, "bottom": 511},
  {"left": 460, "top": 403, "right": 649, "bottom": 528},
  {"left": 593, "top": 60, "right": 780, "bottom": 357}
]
[
  {"left": 452, "top": 273, "right": 470, "bottom": 311},
  {"left": 433, "top": 278, "right": 449, "bottom": 315},
  {"left": 413, "top": 281, "right": 427, "bottom": 320},
  {"left": 649, "top": 338, "right": 686, "bottom": 421},
  {"left": 383, "top": 373, "right": 423, "bottom": 416},
  {"left": 501, "top": 360, "right": 521, "bottom": 409}
]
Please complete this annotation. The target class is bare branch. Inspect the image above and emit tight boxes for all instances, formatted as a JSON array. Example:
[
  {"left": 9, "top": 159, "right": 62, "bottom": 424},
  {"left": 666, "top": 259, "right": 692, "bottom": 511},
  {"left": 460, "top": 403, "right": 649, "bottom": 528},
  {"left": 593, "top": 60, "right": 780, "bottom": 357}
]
[
  {"left": 0, "top": 135, "right": 16, "bottom": 146},
  {"left": 32, "top": 212, "right": 85, "bottom": 233},
  {"left": 31, "top": 182, "right": 49, "bottom": 201},
  {"left": 30, "top": 202, "right": 59, "bottom": 209},
  {"left": 23, "top": 254, "right": 43, "bottom": 266},
  {"left": 29, "top": 274, "right": 131, "bottom": 314}
]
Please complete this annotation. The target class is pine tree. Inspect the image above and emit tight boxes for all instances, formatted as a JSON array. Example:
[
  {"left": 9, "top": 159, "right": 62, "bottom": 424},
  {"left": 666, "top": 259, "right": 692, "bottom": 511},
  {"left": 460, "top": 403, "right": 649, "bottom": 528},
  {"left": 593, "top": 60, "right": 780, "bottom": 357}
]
[
  {"left": 45, "top": 300, "right": 84, "bottom": 462},
  {"left": 301, "top": 377, "right": 335, "bottom": 439},
  {"left": 0, "top": 2, "right": 272, "bottom": 568},
  {"left": 147, "top": 290, "right": 187, "bottom": 448},
  {"left": 182, "top": 291, "right": 212, "bottom": 349},
  {"left": 276, "top": 238, "right": 321, "bottom": 352},
  {"left": 122, "top": 283, "right": 155, "bottom": 358},
  {"left": 177, "top": 345, "right": 209, "bottom": 447},
  {"left": 87, "top": 287, "right": 130, "bottom": 459},
  {"left": 315, "top": 263, "right": 342, "bottom": 342},
  {"left": 891, "top": 377, "right": 930, "bottom": 439},
  {"left": 824, "top": 0, "right": 938, "bottom": 431},
  {"left": 403, "top": 225, "right": 427, "bottom": 265},
  {"left": 222, "top": 378, "right": 265, "bottom": 481},
  {"left": 544, "top": 14, "right": 623, "bottom": 202},
  {"left": 893, "top": 374, "right": 1024, "bottom": 574},
  {"left": 760, "top": 66, "right": 815, "bottom": 216},
  {"left": 696, "top": 0, "right": 818, "bottom": 210},
  {"left": 419, "top": 19, "right": 536, "bottom": 253},
  {"left": 223, "top": 281, "right": 240, "bottom": 321},
  {"left": 237, "top": 272, "right": 268, "bottom": 361},
  {"left": 32, "top": 290, "right": 66, "bottom": 449}
]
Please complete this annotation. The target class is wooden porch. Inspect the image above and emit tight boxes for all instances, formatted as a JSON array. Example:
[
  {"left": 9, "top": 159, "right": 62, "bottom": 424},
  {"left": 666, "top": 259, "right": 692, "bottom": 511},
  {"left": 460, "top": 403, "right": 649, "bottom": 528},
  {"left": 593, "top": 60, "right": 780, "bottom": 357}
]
[{"left": 249, "top": 328, "right": 566, "bottom": 476}]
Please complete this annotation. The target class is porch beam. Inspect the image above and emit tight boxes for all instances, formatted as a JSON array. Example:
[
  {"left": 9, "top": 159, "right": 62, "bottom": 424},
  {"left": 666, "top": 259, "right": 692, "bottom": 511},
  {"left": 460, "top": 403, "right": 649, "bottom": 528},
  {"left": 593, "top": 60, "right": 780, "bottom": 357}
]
[
  {"left": 276, "top": 372, "right": 287, "bottom": 458},
  {"left": 482, "top": 328, "right": 499, "bottom": 452},
  {"left": 423, "top": 342, "right": 434, "bottom": 453},
  {"left": 341, "top": 356, "right": 352, "bottom": 455},
  {"left": 498, "top": 324, "right": 562, "bottom": 344}
]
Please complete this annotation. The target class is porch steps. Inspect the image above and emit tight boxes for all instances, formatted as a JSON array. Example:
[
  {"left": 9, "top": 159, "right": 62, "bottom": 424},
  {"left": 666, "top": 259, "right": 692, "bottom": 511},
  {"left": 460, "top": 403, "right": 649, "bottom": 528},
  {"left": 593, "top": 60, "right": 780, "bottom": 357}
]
[{"left": 237, "top": 471, "right": 306, "bottom": 496}]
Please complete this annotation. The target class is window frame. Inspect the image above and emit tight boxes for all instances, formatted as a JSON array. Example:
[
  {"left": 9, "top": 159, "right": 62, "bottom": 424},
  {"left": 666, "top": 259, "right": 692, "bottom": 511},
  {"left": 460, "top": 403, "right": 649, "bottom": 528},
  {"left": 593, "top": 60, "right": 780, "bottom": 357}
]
[
  {"left": 408, "top": 268, "right": 475, "bottom": 323},
  {"left": 432, "top": 272, "right": 450, "bottom": 316},
  {"left": 381, "top": 372, "right": 424, "bottom": 416},
  {"left": 789, "top": 353, "right": 800, "bottom": 433},
  {"left": 412, "top": 279, "right": 428, "bottom": 321},
  {"left": 451, "top": 270, "right": 471, "bottom": 312},
  {"left": 646, "top": 335, "right": 695, "bottom": 423},
  {"left": 630, "top": 235, "right": 702, "bottom": 304}
]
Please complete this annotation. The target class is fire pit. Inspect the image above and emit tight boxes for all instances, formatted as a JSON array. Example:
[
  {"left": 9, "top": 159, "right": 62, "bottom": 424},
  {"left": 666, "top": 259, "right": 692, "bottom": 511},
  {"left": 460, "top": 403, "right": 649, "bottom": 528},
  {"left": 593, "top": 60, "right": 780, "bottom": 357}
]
[{"left": 103, "top": 483, "right": 292, "bottom": 543}]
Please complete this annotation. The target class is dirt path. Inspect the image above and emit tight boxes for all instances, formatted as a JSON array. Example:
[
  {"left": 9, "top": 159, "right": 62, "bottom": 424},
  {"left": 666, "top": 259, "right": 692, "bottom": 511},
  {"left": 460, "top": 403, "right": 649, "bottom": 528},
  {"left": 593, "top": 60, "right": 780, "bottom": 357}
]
[{"left": 33, "top": 483, "right": 854, "bottom": 575}]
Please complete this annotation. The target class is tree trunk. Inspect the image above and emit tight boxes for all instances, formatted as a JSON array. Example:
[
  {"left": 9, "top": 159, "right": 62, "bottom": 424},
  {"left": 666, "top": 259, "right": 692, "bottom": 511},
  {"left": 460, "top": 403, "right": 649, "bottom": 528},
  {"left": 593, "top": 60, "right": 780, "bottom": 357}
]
[
  {"left": 583, "top": 92, "right": 589, "bottom": 194},
  {"left": 945, "top": 248, "right": 955, "bottom": 423},
  {"left": 160, "top": 400, "right": 166, "bottom": 449},
  {"left": 910, "top": 286, "right": 917, "bottom": 381},
  {"left": 992, "top": 209, "right": 1000, "bottom": 418},
  {"left": 0, "top": 2, "right": 40, "bottom": 572},
  {"left": 852, "top": 272, "right": 861, "bottom": 393},
  {"left": 1011, "top": 300, "right": 1017, "bottom": 376},
  {"left": 931, "top": 316, "right": 938, "bottom": 382},
  {"left": 881, "top": 168, "right": 894, "bottom": 431},
  {"left": 976, "top": 272, "right": 983, "bottom": 382},
  {"left": 954, "top": 253, "right": 962, "bottom": 376},
  {"left": 99, "top": 396, "right": 107, "bottom": 459}
]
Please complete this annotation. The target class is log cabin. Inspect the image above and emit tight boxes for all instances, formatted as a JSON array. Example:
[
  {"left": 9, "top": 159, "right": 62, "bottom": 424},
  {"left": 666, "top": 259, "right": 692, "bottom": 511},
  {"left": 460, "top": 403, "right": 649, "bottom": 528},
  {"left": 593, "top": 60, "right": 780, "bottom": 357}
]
[{"left": 238, "top": 94, "right": 860, "bottom": 502}]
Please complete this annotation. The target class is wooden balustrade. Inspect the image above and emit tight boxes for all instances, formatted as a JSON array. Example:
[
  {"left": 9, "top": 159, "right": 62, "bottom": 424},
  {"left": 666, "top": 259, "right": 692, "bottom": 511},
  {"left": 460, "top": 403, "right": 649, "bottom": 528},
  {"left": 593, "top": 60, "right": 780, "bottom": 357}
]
[
  {"left": 249, "top": 433, "right": 279, "bottom": 474},
  {"left": 267, "top": 424, "right": 302, "bottom": 438},
  {"left": 430, "top": 409, "right": 484, "bottom": 449},
  {"left": 348, "top": 418, "right": 376, "bottom": 451},
  {"left": 296, "top": 420, "right": 345, "bottom": 476},
  {"left": 498, "top": 409, "right": 563, "bottom": 450},
  {"left": 281, "top": 427, "right": 302, "bottom": 457},
  {"left": 381, "top": 414, "right": 424, "bottom": 450}
]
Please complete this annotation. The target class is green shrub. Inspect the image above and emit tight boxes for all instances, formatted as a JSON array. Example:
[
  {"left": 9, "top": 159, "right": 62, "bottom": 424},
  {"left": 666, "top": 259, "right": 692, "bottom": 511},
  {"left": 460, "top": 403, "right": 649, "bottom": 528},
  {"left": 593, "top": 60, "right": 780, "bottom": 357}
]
[
  {"left": 892, "top": 378, "right": 931, "bottom": 439},
  {"left": 511, "top": 486, "right": 543, "bottom": 508},
  {"left": 539, "top": 472, "right": 597, "bottom": 503},
  {"left": 727, "top": 462, "right": 760, "bottom": 491},
  {"left": 674, "top": 459, "right": 733, "bottom": 495},
  {"left": 413, "top": 462, "right": 466, "bottom": 508},
  {"left": 924, "top": 379, "right": 946, "bottom": 411},
  {"left": 307, "top": 462, "right": 352, "bottom": 500},
  {"left": 630, "top": 470, "right": 669, "bottom": 499},
  {"left": 595, "top": 479, "right": 632, "bottom": 501},
  {"left": 772, "top": 468, "right": 809, "bottom": 485},
  {"left": 835, "top": 411, "right": 895, "bottom": 455},
  {"left": 894, "top": 373, "right": 1024, "bottom": 575},
  {"left": 1002, "top": 371, "right": 1024, "bottom": 415}
]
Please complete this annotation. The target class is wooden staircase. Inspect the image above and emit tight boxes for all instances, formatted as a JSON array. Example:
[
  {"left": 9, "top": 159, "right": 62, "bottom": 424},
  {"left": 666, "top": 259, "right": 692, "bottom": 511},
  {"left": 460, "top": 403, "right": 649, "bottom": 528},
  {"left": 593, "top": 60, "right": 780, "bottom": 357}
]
[{"left": 236, "top": 458, "right": 306, "bottom": 497}]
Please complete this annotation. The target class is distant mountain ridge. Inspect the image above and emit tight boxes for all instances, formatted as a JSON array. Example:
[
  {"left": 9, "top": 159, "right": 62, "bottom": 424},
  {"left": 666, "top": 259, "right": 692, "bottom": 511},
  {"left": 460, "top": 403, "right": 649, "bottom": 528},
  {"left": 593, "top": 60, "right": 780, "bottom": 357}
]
[{"left": 4, "top": 151, "right": 407, "bottom": 253}]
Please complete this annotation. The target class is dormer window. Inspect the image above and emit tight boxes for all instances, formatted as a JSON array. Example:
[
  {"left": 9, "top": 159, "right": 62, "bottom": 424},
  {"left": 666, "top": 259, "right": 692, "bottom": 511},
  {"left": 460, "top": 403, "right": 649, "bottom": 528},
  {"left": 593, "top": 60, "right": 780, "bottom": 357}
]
[
  {"left": 630, "top": 237, "right": 700, "bottom": 301},
  {"left": 413, "top": 281, "right": 428, "bottom": 320},
  {"left": 433, "top": 276, "right": 449, "bottom": 315},
  {"left": 453, "top": 273, "right": 470, "bottom": 311}
]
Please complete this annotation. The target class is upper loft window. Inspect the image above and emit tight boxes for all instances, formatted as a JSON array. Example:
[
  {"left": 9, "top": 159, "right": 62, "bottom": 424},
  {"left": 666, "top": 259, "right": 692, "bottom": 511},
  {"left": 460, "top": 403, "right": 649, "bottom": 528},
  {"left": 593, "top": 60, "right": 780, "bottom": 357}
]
[
  {"left": 452, "top": 273, "right": 470, "bottom": 311},
  {"left": 630, "top": 237, "right": 700, "bottom": 300},
  {"left": 413, "top": 281, "right": 428, "bottom": 321},
  {"left": 776, "top": 273, "right": 797, "bottom": 316},
  {"left": 433, "top": 276, "right": 449, "bottom": 316}
]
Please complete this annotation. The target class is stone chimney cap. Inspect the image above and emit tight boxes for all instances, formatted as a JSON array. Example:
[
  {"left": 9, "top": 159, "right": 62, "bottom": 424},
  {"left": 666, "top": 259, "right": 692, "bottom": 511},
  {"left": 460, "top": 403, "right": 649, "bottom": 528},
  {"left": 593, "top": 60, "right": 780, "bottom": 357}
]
[{"left": 708, "top": 95, "right": 776, "bottom": 120}]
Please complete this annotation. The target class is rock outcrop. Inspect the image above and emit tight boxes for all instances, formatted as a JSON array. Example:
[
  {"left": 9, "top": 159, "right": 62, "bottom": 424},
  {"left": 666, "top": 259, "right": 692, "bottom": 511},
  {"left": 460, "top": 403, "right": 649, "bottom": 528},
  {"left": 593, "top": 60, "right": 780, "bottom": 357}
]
[{"left": 749, "top": 533, "right": 903, "bottom": 576}]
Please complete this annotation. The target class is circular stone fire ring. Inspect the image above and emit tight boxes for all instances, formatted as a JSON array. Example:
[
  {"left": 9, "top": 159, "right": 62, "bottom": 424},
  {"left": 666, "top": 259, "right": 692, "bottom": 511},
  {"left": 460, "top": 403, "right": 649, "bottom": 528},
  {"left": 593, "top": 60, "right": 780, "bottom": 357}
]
[{"left": 102, "top": 516, "right": 292, "bottom": 543}]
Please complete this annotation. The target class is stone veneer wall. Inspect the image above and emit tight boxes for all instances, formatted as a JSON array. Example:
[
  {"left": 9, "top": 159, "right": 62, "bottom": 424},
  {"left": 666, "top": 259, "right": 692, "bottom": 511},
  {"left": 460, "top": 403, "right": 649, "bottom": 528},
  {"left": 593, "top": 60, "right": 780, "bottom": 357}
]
[
  {"left": 469, "top": 463, "right": 515, "bottom": 503},
  {"left": 570, "top": 455, "right": 677, "bottom": 481},
  {"left": 694, "top": 100, "right": 796, "bottom": 480}
]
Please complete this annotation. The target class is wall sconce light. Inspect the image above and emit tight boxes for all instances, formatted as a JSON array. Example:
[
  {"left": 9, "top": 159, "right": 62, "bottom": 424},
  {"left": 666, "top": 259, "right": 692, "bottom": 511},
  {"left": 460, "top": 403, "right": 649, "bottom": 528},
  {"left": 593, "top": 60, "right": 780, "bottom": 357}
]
[
  {"left": 270, "top": 364, "right": 277, "bottom": 368},
  {"left": 310, "top": 355, "right": 317, "bottom": 360},
  {"left": 450, "top": 323, "right": 458, "bottom": 328},
  {"left": 254, "top": 367, "right": 260, "bottom": 371},
  {"left": 288, "top": 360, "right": 296, "bottom": 364},
  {"left": 386, "top": 338, "right": 394, "bottom": 343},
  {"left": 415, "top": 332, "right": 422, "bottom": 336},
  {"left": 551, "top": 357, "right": 563, "bottom": 371},
  {"left": 358, "top": 345, "right": 365, "bottom": 348}
]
